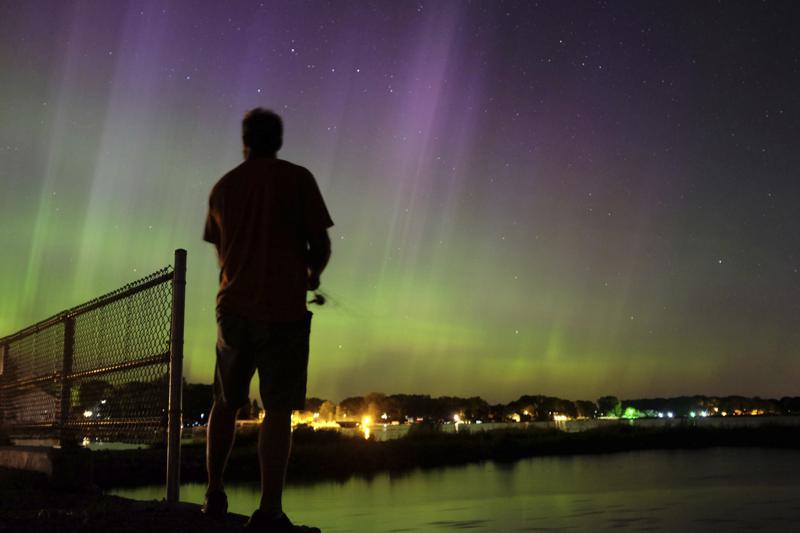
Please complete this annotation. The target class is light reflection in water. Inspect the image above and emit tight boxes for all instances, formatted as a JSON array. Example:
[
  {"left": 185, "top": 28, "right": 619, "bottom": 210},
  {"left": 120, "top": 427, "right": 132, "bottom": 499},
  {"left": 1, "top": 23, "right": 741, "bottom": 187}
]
[{"left": 360, "top": 415, "right": 371, "bottom": 440}]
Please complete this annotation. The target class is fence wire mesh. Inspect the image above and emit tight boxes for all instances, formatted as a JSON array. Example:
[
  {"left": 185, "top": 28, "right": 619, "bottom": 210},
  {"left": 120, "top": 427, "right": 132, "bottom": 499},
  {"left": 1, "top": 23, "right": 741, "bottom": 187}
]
[{"left": 0, "top": 266, "right": 175, "bottom": 445}]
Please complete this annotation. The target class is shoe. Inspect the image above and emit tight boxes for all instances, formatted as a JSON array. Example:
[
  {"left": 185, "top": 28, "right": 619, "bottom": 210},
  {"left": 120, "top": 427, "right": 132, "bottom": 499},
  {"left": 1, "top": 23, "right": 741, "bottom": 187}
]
[
  {"left": 244, "top": 510, "right": 321, "bottom": 532},
  {"left": 201, "top": 489, "right": 228, "bottom": 518}
]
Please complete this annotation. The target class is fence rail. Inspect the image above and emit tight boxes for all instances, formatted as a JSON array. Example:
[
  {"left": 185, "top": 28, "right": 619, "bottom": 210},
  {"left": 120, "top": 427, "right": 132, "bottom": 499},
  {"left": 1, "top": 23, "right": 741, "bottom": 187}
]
[{"left": 0, "top": 249, "right": 186, "bottom": 502}]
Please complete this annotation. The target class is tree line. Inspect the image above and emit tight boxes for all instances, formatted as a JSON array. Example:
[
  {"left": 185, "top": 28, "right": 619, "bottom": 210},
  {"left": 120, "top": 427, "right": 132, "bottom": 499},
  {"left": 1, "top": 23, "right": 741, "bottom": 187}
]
[{"left": 181, "top": 383, "right": 800, "bottom": 425}]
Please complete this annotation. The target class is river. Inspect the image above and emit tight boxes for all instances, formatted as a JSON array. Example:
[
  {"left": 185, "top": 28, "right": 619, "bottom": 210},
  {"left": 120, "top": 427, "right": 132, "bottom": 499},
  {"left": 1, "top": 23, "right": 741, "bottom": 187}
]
[{"left": 111, "top": 447, "right": 800, "bottom": 531}]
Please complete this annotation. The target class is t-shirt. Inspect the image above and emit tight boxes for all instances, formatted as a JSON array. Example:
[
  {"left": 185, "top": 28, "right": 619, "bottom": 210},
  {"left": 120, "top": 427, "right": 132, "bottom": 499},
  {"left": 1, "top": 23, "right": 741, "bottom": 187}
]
[{"left": 203, "top": 157, "right": 333, "bottom": 322}]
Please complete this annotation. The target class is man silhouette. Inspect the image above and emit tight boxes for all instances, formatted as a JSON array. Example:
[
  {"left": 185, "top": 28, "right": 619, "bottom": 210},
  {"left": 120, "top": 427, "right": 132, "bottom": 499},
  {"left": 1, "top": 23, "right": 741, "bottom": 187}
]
[{"left": 202, "top": 108, "right": 332, "bottom": 532}]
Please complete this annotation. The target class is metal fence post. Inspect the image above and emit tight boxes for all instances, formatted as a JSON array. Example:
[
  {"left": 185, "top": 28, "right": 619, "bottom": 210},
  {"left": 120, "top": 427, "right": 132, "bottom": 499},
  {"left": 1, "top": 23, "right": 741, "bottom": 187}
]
[
  {"left": 166, "top": 249, "right": 186, "bottom": 503},
  {"left": 59, "top": 316, "right": 75, "bottom": 446}
]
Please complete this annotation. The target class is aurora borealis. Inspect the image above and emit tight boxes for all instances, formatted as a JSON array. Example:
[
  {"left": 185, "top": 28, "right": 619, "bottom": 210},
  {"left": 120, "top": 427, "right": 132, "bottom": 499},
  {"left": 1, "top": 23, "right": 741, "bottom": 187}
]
[{"left": 1, "top": 1, "right": 798, "bottom": 403}]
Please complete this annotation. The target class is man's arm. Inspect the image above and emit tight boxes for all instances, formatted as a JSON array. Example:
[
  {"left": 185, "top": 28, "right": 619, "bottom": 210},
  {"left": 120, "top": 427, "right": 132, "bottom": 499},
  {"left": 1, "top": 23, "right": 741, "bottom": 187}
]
[{"left": 307, "top": 229, "right": 331, "bottom": 290}]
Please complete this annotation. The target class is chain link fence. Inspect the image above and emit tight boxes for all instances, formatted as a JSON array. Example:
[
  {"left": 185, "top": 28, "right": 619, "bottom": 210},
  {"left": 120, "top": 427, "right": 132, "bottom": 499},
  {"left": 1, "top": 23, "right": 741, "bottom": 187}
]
[{"left": 1, "top": 256, "right": 183, "bottom": 448}]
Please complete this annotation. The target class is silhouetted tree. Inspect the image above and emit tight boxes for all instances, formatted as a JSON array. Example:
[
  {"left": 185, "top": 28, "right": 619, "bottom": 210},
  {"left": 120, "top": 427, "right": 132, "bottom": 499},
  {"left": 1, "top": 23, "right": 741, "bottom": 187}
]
[
  {"left": 318, "top": 400, "right": 336, "bottom": 420},
  {"left": 780, "top": 397, "right": 800, "bottom": 415},
  {"left": 183, "top": 383, "right": 214, "bottom": 425},
  {"left": 575, "top": 400, "right": 597, "bottom": 418},
  {"left": 597, "top": 396, "right": 622, "bottom": 417},
  {"left": 339, "top": 396, "right": 366, "bottom": 418},
  {"left": 305, "top": 397, "right": 326, "bottom": 413}
]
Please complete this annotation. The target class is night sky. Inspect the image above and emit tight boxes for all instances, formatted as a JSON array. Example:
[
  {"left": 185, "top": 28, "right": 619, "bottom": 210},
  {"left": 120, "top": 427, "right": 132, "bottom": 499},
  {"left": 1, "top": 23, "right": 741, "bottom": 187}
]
[{"left": 1, "top": 1, "right": 799, "bottom": 403}]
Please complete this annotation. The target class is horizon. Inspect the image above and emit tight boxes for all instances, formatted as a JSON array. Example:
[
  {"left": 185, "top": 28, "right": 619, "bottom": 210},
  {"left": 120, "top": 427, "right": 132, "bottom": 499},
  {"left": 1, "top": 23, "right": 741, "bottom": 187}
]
[{"left": 2, "top": 1, "right": 799, "bottom": 403}]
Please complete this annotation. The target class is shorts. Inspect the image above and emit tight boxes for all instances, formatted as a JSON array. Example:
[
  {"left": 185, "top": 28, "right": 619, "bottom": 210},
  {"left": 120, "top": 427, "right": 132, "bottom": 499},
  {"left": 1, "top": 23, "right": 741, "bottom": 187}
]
[{"left": 213, "top": 310, "right": 311, "bottom": 411}]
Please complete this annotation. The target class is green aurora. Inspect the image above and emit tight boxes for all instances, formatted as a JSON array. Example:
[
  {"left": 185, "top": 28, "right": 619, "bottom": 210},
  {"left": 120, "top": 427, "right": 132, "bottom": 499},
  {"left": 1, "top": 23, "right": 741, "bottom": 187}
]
[{"left": 2, "top": 1, "right": 799, "bottom": 403}]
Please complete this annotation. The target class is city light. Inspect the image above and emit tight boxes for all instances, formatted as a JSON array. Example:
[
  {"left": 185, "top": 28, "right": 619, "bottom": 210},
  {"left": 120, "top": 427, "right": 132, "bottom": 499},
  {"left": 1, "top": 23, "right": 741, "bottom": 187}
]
[
  {"left": 361, "top": 415, "right": 372, "bottom": 440},
  {"left": 623, "top": 407, "right": 642, "bottom": 419}
]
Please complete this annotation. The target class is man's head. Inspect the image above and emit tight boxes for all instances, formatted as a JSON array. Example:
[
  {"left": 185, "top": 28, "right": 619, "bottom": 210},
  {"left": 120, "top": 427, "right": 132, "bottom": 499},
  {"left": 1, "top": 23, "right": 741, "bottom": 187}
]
[{"left": 242, "top": 108, "right": 283, "bottom": 158}]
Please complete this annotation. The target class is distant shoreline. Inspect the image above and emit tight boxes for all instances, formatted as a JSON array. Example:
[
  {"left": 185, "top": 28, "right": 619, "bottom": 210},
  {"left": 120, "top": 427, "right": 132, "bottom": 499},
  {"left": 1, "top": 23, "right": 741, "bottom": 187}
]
[{"left": 93, "top": 422, "right": 800, "bottom": 489}]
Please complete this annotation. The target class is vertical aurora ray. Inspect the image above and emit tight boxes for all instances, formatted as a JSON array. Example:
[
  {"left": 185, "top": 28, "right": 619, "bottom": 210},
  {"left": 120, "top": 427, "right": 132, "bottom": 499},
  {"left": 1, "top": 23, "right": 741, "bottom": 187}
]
[{"left": 1, "top": 1, "right": 799, "bottom": 403}]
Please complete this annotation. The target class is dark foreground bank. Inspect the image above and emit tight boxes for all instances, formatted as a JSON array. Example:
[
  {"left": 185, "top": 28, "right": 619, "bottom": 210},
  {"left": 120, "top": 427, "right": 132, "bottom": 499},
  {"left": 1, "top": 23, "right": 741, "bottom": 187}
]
[
  {"left": 94, "top": 422, "right": 800, "bottom": 488},
  {"left": 0, "top": 467, "right": 247, "bottom": 533}
]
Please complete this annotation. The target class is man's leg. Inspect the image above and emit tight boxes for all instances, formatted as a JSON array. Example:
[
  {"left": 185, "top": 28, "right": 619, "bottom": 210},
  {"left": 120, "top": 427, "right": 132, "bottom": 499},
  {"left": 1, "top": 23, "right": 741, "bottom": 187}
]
[
  {"left": 258, "top": 408, "right": 293, "bottom": 515},
  {"left": 206, "top": 399, "right": 239, "bottom": 492}
]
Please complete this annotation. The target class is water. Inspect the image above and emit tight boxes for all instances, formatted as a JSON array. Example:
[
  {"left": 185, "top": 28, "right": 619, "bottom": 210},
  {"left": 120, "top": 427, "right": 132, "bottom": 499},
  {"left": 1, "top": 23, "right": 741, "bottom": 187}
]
[{"left": 111, "top": 448, "right": 800, "bottom": 531}]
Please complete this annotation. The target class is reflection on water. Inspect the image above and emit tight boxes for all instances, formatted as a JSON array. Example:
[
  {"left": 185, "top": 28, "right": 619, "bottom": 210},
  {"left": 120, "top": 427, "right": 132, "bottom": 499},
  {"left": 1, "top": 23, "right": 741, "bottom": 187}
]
[{"left": 112, "top": 448, "right": 800, "bottom": 532}]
